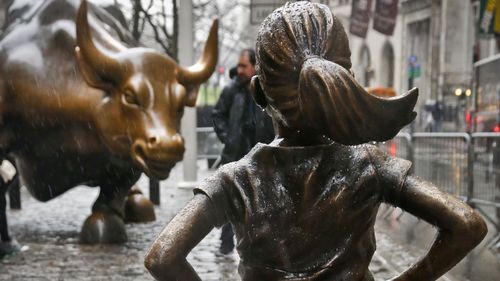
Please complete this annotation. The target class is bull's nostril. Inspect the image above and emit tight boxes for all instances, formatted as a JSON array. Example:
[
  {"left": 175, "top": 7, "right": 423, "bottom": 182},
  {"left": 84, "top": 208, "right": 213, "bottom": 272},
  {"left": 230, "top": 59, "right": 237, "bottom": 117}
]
[
  {"left": 148, "top": 136, "right": 159, "bottom": 146},
  {"left": 136, "top": 144, "right": 146, "bottom": 158}
]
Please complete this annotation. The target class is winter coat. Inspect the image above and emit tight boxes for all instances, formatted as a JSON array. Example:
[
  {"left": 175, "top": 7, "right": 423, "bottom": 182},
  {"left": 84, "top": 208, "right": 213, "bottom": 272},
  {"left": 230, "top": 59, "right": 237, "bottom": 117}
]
[{"left": 212, "top": 79, "right": 274, "bottom": 164}]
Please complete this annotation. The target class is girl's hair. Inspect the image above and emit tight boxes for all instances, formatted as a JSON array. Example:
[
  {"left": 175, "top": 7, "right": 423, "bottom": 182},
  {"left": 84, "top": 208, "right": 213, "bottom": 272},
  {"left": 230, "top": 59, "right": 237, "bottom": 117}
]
[{"left": 256, "top": 1, "right": 418, "bottom": 145}]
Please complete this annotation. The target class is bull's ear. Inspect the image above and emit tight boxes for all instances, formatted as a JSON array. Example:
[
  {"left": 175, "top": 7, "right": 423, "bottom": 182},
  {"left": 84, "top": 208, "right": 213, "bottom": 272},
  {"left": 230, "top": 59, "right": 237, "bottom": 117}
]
[
  {"left": 250, "top": 75, "right": 268, "bottom": 108},
  {"left": 184, "top": 85, "right": 200, "bottom": 107}
]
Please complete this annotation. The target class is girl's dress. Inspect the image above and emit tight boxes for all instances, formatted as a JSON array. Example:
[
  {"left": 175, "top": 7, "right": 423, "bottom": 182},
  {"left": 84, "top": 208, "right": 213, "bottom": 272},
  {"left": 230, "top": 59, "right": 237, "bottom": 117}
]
[{"left": 195, "top": 140, "right": 411, "bottom": 281}]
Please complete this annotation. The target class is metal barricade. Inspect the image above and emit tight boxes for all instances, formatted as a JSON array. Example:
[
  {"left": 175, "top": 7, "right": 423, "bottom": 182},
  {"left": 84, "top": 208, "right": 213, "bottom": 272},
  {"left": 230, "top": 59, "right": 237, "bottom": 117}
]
[
  {"left": 412, "top": 133, "right": 471, "bottom": 198},
  {"left": 470, "top": 133, "right": 500, "bottom": 249},
  {"left": 379, "top": 132, "right": 470, "bottom": 198},
  {"left": 470, "top": 133, "right": 500, "bottom": 209},
  {"left": 196, "top": 127, "right": 223, "bottom": 168},
  {"left": 377, "top": 132, "right": 500, "bottom": 251}
]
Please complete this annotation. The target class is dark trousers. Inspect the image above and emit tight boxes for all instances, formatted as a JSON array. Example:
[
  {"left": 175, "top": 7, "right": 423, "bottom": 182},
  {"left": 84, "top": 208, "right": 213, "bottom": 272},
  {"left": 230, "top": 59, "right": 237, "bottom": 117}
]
[
  {"left": 220, "top": 223, "right": 234, "bottom": 246},
  {"left": 0, "top": 180, "right": 10, "bottom": 242}
]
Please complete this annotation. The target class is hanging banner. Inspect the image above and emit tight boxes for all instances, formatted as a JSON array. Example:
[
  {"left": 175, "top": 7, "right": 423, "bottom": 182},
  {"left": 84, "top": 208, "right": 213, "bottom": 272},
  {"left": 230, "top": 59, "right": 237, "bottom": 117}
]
[
  {"left": 350, "top": 0, "right": 373, "bottom": 38},
  {"left": 373, "top": 0, "right": 399, "bottom": 36},
  {"left": 478, "top": 0, "right": 498, "bottom": 35}
]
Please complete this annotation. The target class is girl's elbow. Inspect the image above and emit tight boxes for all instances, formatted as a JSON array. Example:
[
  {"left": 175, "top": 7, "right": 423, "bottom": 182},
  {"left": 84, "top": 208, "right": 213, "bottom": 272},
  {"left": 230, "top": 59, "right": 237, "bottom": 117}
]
[
  {"left": 144, "top": 246, "right": 176, "bottom": 278},
  {"left": 144, "top": 249, "right": 162, "bottom": 277},
  {"left": 469, "top": 212, "right": 488, "bottom": 244},
  {"left": 457, "top": 210, "right": 488, "bottom": 246}
]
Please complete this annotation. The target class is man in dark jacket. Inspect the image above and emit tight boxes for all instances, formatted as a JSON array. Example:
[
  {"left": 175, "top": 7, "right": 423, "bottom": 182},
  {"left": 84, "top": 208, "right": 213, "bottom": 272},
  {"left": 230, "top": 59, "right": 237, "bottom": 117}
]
[{"left": 212, "top": 48, "right": 274, "bottom": 254}]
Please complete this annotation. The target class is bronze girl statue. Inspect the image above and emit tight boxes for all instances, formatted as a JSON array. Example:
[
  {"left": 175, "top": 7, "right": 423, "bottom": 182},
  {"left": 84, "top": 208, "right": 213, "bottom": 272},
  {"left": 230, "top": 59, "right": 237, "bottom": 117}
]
[{"left": 145, "top": 2, "right": 487, "bottom": 280}]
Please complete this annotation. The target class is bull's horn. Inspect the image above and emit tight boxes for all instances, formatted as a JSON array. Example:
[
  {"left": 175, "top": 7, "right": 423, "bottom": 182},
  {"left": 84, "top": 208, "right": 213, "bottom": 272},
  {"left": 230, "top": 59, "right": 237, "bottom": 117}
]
[
  {"left": 75, "top": 0, "right": 123, "bottom": 89},
  {"left": 177, "top": 19, "right": 219, "bottom": 86}
]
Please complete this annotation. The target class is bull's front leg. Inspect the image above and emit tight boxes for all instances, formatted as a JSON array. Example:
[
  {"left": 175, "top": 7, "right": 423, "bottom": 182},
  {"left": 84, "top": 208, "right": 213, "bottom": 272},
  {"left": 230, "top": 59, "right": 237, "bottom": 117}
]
[
  {"left": 80, "top": 181, "right": 131, "bottom": 244},
  {"left": 124, "top": 185, "right": 155, "bottom": 223},
  {"left": 79, "top": 177, "right": 156, "bottom": 244}
]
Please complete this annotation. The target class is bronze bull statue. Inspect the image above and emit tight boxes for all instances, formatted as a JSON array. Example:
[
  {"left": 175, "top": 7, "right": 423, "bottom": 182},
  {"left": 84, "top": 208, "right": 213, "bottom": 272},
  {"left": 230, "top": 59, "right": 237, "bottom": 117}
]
[{"left": 0, "top": 0, "right": 218, "bottom": 255}]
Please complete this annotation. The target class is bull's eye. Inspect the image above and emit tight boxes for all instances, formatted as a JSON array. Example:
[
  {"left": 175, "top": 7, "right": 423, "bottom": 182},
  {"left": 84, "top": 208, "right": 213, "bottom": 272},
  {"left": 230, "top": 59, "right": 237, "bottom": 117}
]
[{"left": 122, "top": 89, "right": 140, "bottom": 107}]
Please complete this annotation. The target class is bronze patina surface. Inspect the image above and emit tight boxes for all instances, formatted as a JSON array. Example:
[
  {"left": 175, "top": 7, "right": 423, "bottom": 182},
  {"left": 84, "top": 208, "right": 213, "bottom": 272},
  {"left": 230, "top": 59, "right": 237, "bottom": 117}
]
[
  {"left": 145, "top": 2, "right": 486, "bottom": 281},
  {"left": 0, "top": 0, "right": 217, "bottom": 251}
]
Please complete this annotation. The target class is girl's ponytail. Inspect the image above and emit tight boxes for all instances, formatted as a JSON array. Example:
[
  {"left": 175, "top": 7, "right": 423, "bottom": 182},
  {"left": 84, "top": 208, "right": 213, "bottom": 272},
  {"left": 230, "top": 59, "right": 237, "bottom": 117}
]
[{"left": 299, "top": 57, "right": 418, "bottom": 145}]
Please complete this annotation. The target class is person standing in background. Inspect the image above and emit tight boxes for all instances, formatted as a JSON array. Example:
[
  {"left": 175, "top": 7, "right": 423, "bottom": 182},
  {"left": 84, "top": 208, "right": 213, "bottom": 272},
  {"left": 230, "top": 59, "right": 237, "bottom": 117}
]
[{"left": 211, "top": 49, "right": 274, "bottom": 254}]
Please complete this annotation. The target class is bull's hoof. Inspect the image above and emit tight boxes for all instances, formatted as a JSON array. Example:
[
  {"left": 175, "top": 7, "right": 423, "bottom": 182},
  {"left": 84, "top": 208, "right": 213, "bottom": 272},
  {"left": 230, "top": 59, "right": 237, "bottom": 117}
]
[
  {"left": 124, "top": 188, "right": 156, "bottom": 223},
  {"left": 80, "top": 212, "right": 127, "bottom": 244},
  {"left": 0, "top": 239, "right": 21, "bottom": 257}
]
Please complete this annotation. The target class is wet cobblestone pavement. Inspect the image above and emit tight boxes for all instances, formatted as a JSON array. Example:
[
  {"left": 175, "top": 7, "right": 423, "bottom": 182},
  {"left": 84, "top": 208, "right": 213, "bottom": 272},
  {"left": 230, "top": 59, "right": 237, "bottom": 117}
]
[{"left": 1, "top": 161, "right": 494, "bottom": 280}]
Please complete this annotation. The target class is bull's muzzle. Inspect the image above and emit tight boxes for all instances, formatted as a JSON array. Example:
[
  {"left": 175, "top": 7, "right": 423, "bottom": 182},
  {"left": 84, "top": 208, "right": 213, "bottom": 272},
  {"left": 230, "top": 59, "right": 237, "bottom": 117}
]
[{"left": 131, "top": 135, "right": 185, "bottom": 179}]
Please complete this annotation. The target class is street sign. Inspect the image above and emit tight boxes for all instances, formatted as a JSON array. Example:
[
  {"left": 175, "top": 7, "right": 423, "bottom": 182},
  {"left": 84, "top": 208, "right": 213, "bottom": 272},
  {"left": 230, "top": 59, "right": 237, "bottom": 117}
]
[
  {"left": 408, "top": 55, "right": 417, "bottom": 64},
  {"left": 408, "top": 64, "right": 421, "bottom": 79},
  {"left": 408, "top": 55, "right": 420, "bottom": 80},
  {"left": 250, "top": 0, "right": 286, "bottom": 25}
]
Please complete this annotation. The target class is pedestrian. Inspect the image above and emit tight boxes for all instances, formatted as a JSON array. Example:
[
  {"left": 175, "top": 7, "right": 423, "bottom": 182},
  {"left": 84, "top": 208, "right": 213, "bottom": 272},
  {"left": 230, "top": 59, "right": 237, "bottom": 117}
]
[
  {"left": 211, "top": 49, "right": 274, "bottom": 254},
  {"left": 145, "top": 2, "right": 487, "bottom": 281},
  {"left": 431, "top": 101, "right": 443, "bottom": 132},
  {"left": 0, "top": 158, "right": 20, "bottom": 256}
]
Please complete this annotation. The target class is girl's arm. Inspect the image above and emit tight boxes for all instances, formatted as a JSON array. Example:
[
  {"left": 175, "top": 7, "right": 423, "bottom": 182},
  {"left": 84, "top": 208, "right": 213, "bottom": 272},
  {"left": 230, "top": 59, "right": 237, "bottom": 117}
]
[
  {"left": 386, "top": 175, "right": 487, "bottom": 281},
  {"left": 144, "top": 194, "right": 219, "bottom": 281}
]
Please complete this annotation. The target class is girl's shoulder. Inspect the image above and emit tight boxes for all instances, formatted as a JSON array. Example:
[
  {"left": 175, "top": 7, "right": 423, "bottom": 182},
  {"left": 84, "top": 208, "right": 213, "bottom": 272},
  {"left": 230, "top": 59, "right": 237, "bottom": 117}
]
[{"left": 238, "top": 140, "right": 375, "bottom": 171}]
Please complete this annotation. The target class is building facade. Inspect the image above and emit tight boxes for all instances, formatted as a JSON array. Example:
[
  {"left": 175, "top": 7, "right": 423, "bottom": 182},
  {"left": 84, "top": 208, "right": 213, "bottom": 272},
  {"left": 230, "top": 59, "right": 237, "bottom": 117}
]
[
  {"left": 329, "top": 0, "right": 499, "bottom": 131},
  {"left": 402, "top": 0, "right": 499, "bottom": 131},
  {"left": 329, "top": 0, "right": 402, "bottom": 93},
  {"left": 401, "top": 0, "right": 477, "bottom": 131}
]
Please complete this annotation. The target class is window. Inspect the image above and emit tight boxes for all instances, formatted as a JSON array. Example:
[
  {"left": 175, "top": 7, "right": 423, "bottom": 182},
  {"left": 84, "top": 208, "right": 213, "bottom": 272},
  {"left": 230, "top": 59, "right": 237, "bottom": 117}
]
[{"left": 380, "top": 41, "right": 395, "bottom": 87}]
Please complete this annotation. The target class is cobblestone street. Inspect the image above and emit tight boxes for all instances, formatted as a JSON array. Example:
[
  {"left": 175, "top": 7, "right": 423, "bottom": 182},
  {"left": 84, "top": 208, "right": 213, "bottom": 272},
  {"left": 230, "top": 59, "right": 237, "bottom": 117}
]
[
  {"left": 0, "top": 161, "right": 496, "bottom": 280},
  {"left": 1, "top": 0, "right": 500, "bottom": 280}
]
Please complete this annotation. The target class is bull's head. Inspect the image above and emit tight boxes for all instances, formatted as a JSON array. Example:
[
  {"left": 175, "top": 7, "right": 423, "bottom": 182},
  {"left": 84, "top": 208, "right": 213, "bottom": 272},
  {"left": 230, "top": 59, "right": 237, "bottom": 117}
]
[{"left": 74, "top": 1, "right": 218, "bottom": 179}]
